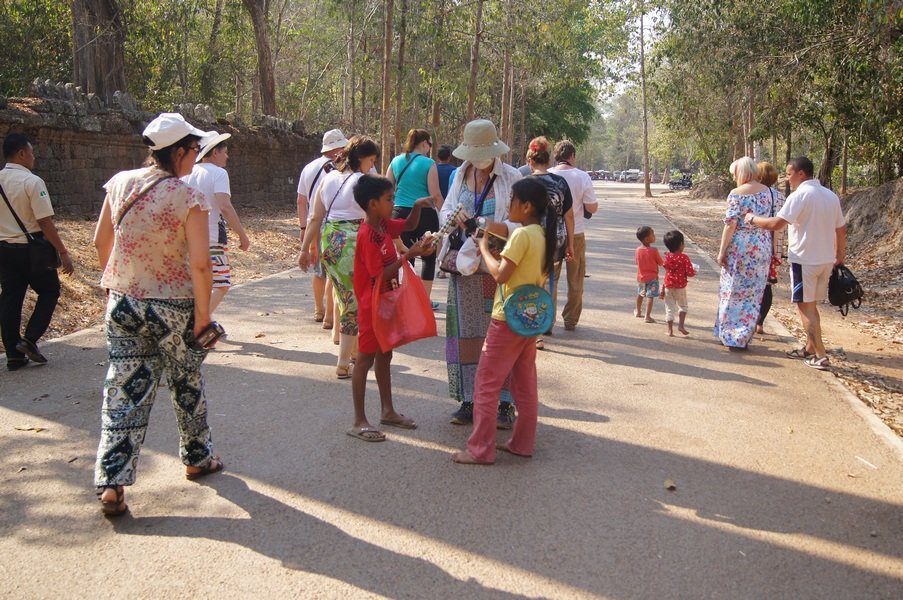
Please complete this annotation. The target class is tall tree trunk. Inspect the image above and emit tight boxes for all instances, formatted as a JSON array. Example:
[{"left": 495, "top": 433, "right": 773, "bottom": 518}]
[
  {"left": 639, "top": 6, "right": 651, "bottom": 197},
  {"left": 350, "top": 0, "right": 358, "bottom": 129},
  {"left": 499, "top": 0, "right": 512, "bottom": 155},
  {"left": 381, "top": 0, "right": 394, "bottom": 172},
  {"left": 242, "top": 0, "right": 277, "bottom": 116},
  {"left": 784, "top": 130, "right": 792, "bottom": 196},
  {"left": 771, "top": 130, "right": 777, "bottom": 165},
  {"left": 200, "top": 0, "right": 225, "bottom": 102},
  {"left": 394, "top": 0, "right": 408, "bottom": 156},
  {"left": 518, "top": 82, "right": 526, "bottom": 163},
  {"left": 505, "top": 67, "right": 515, "bottom": 156},
  {"left": 360, "top": 34, "right": 368, "bottom": 132},
  {"left": 818, "top": 131, "right": 836, "bottom": 189},
  {"left": 429, "top": 1, "right": 446, "bottom": 139},
  {"left": 72, "top": 0, "right": 127, "bottom": 105},
  {"left": 840, "top": 135, "right": 848, "bottom": 196},
  {"left": 466, "top": 0, "right": 484, "bottom": 121}
]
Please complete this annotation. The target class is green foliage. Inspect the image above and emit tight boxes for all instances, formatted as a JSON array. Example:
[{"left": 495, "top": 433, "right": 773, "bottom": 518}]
[{"left": 0, "top": 1, "right": 71, "bottom": 96}]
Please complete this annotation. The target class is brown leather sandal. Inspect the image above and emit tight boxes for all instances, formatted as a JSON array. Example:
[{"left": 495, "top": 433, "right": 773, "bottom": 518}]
[{"left": 99, "top": 486, "right": 128, "bottom": 516}]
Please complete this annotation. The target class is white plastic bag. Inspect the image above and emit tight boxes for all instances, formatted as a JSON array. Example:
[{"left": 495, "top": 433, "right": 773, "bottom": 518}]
[{"left": 456, "top": 235, "right": 482, "bottom": 276}]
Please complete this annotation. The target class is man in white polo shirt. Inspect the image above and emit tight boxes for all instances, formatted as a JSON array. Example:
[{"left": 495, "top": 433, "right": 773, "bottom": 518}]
[
  {"left": 549, "top": 140, "right": 598, "bottom": 331},
  {"left": 182, "top": 131, "right": 250, "bottom": 314},
  {"left": 0, "top": 133, "right": 73, "bottom": 370},
  {"left": 746, "top": 156, "right": 846, "bottom": 370},
  {"left": 296, "top": 128, "right": 348, "bottom": 324}
]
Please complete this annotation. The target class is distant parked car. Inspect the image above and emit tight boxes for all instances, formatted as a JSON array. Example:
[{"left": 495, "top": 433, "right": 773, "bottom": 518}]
[
  {"left": 624, "top": 169, "right": 641, "bottom": 182},
  {"left": 601, "top": 170, "right": 613, "bottom": 180},
  {"left": 613, "top": 170, "right": 623, "bottom": 181}
]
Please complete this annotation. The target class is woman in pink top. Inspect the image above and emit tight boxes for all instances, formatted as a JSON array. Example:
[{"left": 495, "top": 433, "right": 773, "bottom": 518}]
[{"left": 92, "top": 113, "right": 223, "bottom": 517}]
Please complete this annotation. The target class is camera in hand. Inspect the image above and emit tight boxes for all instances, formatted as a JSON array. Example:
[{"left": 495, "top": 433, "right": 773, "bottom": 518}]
[
  {"left": 190, "top": 321, "right": 226, "bottom": 350},
  {"left": 462, "top": 217, "right": 479, "bottom": 235}
]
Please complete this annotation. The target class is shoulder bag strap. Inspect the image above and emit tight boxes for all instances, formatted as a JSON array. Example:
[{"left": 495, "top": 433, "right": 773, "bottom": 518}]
[
  {"left": 768, "top": 187, "right": 776, "bottom": 217},
  {"left": 115, "top": 176, "right": 176, "bottom": 227},
  {"left": 307, "top": 161, "right": 331, "bottom": 199},
  {"left": 473, "top": 173, "right": 497, "bottom": 217},
  {"left": 323, "top": 174, "right": 354, "bottom": 223},
  {"left": 0, "top": 182, "right": 35, "bottom": 241},
  {"left": 394, "top": 154, "right": 422, "bottom": 187}
]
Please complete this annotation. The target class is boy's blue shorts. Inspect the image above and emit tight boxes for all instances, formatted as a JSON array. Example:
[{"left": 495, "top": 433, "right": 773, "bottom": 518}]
[{"left": 637, "top": 280, "right": 660, "bottom": 297}]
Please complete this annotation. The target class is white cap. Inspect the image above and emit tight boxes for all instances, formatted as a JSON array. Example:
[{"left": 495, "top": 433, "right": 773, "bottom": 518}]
[
  {"left": 143, "top": 113, "right": 208, "bottom": 150},
  {"left": 196, "top": 131, "right": 232, "bottom": 162},
  {"left": 321, "top": 128, "right": 349, "bottom": 153}
]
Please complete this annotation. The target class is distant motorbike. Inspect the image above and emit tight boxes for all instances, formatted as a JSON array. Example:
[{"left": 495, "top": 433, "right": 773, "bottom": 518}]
[{"left": 669, "top": 176, "right": 692, "bottom": 191}]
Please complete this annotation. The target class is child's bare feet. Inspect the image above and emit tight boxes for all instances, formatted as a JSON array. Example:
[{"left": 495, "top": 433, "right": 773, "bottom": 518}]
[
  {"left": 634, "top": 310, "right": 642, "bottom": 318},
  {"left": 451, "top": 450, "right": 492, "bottom": 465},
  {"left": 678, "top": 327, "right": 690, "bottom": 335},
  {"left": 645, "top": 317, "right": 656, "bottom": 323}
]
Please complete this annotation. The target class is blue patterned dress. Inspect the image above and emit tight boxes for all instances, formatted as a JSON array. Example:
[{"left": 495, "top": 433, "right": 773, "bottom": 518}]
[
  {"left": 714, "top": 191, "right": 772, "bottom": 348},
  {"left": 446, "top": 187, "right": 513, "bottom": 406}
]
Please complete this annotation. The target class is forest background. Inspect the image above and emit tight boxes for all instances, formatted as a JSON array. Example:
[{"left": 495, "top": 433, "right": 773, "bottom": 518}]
[{"left": 0, "top": 0, "right": 901, "bottom": 186}]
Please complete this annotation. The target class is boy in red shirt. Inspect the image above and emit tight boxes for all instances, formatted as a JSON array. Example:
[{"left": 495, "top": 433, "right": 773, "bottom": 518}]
[
  {"left": 659, "top": 230, "right": 696, "bottom": 336},
  {"left": 635, "top": 226, "right": 663, "bottom": 323},
  {"left": 348, "top": 175, "right": 434, "bottom": 442}
]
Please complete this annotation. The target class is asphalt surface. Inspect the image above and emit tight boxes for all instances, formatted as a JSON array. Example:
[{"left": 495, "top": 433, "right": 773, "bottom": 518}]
[{"left": 2, "top": 183, "right": 902, "bottom": 599}]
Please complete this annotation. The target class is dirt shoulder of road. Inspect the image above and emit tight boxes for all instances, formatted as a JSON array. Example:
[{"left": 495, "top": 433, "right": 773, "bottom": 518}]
[{"left": 648, "top": 190, "right": 902, "bottom": 438}]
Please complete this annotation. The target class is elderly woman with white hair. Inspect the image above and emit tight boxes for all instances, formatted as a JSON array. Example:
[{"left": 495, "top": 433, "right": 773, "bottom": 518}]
[
  {"left": 714, "top": 156, "right": 773, "bottom": 349},
  {"left": 439, "top": 119, "right": 523, "bottom": 428}
]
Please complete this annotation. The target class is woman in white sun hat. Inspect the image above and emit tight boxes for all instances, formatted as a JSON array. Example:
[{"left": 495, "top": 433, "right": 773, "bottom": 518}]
[
  {"left": 439, "top": 119, "right": 523, "bottom": 429},
  {"left": 92, "top": 113, "right": 223, "bottom": 517}
]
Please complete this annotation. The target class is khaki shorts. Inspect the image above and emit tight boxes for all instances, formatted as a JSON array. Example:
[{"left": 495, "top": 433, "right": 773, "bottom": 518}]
[
  {"left": 790, "top": 262, "right": 832, "bottom": 303},
  {"left": 664, "top": 287, "right": 688, "bottom": 322}
]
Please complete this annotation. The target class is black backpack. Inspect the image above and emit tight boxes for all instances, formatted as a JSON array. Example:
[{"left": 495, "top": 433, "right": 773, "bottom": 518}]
[{"left": 828, "top": 265, "right": 864, "bottom": 316}]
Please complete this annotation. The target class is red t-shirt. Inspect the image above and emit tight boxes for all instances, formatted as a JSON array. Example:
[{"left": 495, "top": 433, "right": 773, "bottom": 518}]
[
  {"left": 354, "top": 218, "right": 407, "bottom": 314},
  {"left": 635, "top": 245, "right": 663, "bottom": 282},
  {"left": 663, "top": 251, "right": 696, "bottom": 289}
]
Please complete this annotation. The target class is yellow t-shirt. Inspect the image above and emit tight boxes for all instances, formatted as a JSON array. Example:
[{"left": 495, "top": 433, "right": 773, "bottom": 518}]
[{"left": 492, "top": 224, "right": 547, "bottom": 320}]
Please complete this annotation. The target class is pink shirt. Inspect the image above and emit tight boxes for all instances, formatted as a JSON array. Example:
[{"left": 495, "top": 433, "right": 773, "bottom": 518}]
[{"left": 635, "top": 245, "right": 663, "bottom": 283}]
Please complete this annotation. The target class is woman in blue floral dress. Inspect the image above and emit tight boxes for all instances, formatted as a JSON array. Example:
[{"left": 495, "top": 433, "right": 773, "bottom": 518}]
[{"left": 714, "top": 157, "right": 772, "bottom": 349}]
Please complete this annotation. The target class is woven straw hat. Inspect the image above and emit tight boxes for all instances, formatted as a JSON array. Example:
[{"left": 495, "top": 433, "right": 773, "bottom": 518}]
[{"left": 452, "top": 119, "right": 509, "bottom": 162}]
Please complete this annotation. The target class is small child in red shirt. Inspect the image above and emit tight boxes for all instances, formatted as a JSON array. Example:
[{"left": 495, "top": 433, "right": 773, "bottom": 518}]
[
  {"left": 659, "top": 230, "right": 696, "bottom": 336},
  {"left": 348, "top": 175, "right": 434, "bottom": 442},
  {"left": 635, "top": 225, "right": 664, "bottom": 323}
]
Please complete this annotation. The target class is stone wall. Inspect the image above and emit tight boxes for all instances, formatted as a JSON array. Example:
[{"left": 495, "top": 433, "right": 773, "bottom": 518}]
[{"left": 0, "top": 82, "right": 320, "bottom": 217}]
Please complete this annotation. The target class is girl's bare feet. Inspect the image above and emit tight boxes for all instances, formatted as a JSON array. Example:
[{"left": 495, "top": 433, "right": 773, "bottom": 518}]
[
  {"left": 451, "top": 450, "right": 492, "bottom": 465},
  {"left": 678, "top": 327, "right": 690, "bottom": 335},
  {"left": 645, "top": 317, "right": 656, "bottom": 323}
]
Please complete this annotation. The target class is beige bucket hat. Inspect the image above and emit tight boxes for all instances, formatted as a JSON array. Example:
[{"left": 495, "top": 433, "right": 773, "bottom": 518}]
[{"left": 452, "top": 119, "right": 509, "bottom": 162}]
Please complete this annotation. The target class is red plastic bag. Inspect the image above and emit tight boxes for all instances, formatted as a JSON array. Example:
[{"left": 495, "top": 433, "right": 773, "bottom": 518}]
[{"left": 372, "top": 261, "right": 437, "bottom": 352}]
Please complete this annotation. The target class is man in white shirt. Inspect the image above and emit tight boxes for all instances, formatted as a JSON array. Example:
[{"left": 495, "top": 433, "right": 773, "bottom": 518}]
[
  {"left": 746, "top": 156, "right": 846, "bottom": 370},
  {"left": 182, "top": 131, "right": 250, "bottom": 314},
  {"left": 0, "top": 133, "right": 73, "bottom": 370},
  {"left": 549, "top": 140, "right": 598, "bottom": 331},
  {"left": 296, "top": 128, "right": 348, "bottom": 324}
]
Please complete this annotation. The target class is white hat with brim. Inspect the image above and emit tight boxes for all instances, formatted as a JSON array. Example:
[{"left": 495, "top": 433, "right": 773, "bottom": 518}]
[
  {"left": 452, "top": 119, "right": 509, "bottom": 162},
  {"left": 321, "top": 128, "right": 350, "bottom": 153},
  {"left": 196, "top": 131, "right": 232, "bottom": 163},
  {"left": 143, "top": 113, "right": 208, "bottom": 151}
]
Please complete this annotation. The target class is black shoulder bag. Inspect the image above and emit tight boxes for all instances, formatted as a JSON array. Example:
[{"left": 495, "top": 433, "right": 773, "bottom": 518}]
[{"left": 0, "top": 182, "right": 61, "bottom": 272}]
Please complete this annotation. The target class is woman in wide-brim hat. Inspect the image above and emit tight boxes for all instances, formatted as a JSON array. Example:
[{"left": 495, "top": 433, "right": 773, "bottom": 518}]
[{"left": 438, "top": 119, "right": 523, "bottom": 429}]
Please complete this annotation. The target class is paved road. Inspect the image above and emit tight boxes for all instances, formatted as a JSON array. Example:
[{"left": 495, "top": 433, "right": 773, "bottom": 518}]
[{"left": 2, "top": 183, "right": 902, "bottom": 599}]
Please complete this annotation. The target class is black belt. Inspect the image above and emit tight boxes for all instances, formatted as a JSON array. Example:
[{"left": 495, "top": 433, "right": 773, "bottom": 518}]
[{"left": 0, "top": 231, "right": 44, "bottom": 247}]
